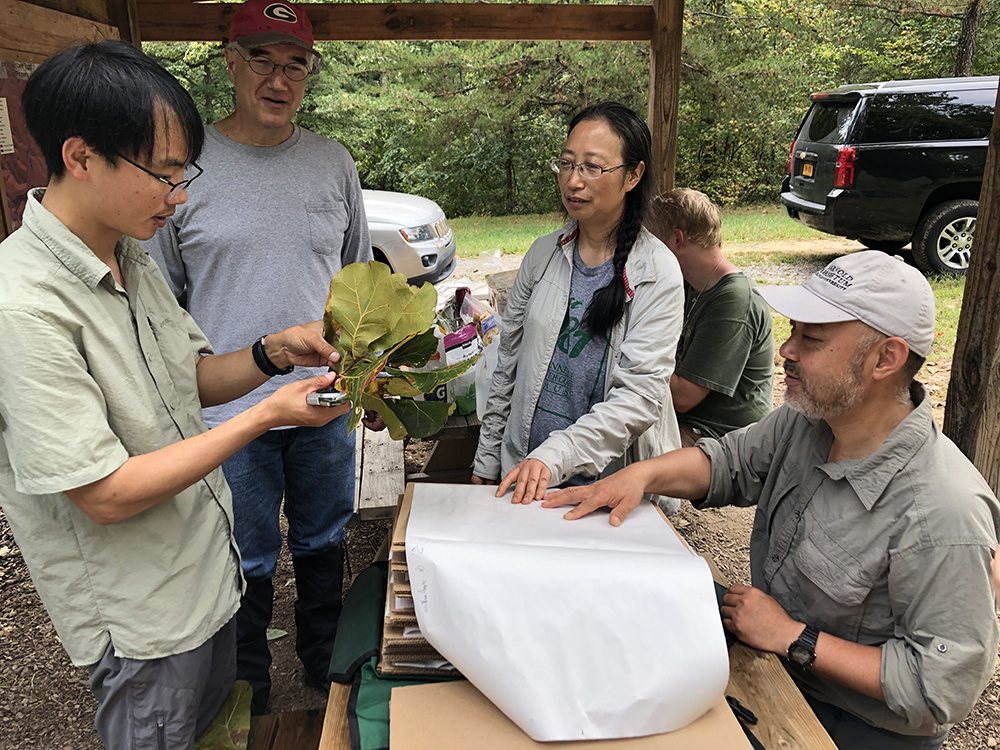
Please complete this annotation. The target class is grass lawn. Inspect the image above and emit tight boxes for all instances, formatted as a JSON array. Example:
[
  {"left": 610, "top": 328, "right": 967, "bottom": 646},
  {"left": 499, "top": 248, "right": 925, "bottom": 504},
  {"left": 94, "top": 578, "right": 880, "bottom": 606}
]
[
  {"left": 449, "top": 205, "right": 830, "bottom": 258},
  {"left": 450, "top": 206, "right": 967, "bottom": 363}
]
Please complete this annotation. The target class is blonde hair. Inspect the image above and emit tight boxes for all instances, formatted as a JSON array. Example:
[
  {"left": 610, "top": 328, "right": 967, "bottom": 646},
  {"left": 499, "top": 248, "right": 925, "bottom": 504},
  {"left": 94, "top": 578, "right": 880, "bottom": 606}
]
[{"left": 647, "top": 188, "right": 722, "bottom": 250}]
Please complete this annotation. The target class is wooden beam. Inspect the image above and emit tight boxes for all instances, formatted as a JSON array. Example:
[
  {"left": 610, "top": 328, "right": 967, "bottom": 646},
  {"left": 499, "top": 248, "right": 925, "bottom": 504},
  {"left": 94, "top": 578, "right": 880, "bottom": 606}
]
[
  {"left": 106, "top": 0, "right": 142, "bottom": 46},
  {"left": 15, "top": 0, "right": 111, "bottom": 26},
  {"left": 647, "top": 0, "right": 683, "bottom": 195},
  {"left": 0, "top": 0, "right": 118, "bottom": 59},
  {"left": 137, "top": 2, "right": 654, "bottom": 42},
  {"left": 943, "top": 84, "right": 1000, "bottom": 495}
]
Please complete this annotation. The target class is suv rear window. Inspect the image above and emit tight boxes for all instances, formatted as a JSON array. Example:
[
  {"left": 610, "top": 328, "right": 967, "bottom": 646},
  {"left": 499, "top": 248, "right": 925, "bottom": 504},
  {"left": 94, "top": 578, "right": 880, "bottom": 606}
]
[
  {"left": 802, "top": 101, "right": 857, "bottom": 144},
  {"left": 860, "top": 89, "right": 994, "bottom": 143}
]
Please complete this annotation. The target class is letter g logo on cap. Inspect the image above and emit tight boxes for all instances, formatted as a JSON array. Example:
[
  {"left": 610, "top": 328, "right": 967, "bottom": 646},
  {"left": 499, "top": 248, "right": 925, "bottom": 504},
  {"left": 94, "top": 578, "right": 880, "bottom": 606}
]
[{"left": 264, "top": 3, "right": 297, "bottom": 23}]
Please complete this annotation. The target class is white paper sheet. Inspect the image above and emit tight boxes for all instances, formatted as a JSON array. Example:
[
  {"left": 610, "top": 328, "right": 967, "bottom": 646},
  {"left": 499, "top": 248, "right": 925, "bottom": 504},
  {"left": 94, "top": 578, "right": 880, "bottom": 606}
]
[{"left": 405, "top": 484, "right": 730, "bottom": 742}]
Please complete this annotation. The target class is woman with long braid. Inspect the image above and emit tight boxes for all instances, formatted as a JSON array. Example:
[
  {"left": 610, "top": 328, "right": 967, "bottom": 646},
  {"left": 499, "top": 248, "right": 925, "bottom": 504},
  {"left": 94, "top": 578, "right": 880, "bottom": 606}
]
[{"left": 472, "top": 102, "right": 686, "bottom": 511}]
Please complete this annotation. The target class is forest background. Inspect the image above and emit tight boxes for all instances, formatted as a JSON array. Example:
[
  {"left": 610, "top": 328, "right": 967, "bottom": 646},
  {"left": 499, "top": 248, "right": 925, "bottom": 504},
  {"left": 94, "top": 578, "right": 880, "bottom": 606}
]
[{"left": 143, "top": 0, "right": 999, "bottom": 218}]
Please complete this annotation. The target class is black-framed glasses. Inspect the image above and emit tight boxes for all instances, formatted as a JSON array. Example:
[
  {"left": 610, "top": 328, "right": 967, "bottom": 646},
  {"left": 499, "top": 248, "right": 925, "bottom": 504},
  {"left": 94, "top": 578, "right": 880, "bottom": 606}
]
[
  {"left": 234, "top": 48, "right": 312, "bottom": 82},
  {"left": 550, "top": 157, "right": 629, "bottom": 180},
  {"left": 115, "top": 153, "right": 203, "bottom": 200}
]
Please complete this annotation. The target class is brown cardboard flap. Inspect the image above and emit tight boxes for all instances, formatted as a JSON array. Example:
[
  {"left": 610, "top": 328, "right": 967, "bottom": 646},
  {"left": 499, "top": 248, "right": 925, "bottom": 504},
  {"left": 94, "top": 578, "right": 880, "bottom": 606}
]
[
  {"left": 389, "top": 681, "right": 751, "bottom": 749},
  {"left": 391, "top": 483, "right": 415, "bottom": 553}
]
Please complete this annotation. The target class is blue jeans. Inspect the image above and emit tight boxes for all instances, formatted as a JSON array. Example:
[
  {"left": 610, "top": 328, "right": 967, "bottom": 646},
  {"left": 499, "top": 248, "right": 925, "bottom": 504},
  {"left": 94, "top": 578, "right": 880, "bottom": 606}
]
[{"left": 223, "top": 415, "right": 356, "bottom": 582}]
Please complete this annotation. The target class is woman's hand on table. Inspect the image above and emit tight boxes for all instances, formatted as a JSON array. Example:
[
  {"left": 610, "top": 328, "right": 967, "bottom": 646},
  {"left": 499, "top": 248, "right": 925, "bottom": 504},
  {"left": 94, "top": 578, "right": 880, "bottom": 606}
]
[
  {"left": 496, "top": 459, "right": 552, "bottom": 504},
  {"left": 720, "top": 584, "right": 803, "bottom": 655}
]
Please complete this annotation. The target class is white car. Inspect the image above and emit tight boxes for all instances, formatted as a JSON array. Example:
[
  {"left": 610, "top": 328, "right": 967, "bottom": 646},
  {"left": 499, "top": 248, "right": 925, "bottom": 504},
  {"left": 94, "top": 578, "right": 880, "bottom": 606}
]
[{"left": 363, "top": 190, "right": 457, "bottom": 284}]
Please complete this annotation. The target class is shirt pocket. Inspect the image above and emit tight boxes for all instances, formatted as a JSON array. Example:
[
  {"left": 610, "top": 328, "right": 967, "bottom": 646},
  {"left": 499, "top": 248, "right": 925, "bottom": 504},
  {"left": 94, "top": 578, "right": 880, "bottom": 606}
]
[
  {"left": 794, "top": 521, "right": 878, "bottom": 640},
  {"left": 306, "top": 200, "right": 349, "bottom": 256}
]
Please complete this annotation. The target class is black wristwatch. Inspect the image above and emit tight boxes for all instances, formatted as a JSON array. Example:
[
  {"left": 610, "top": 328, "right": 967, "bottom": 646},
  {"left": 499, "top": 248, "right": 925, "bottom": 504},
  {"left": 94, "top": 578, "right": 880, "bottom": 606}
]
[
  {"left": 786, "top": 624, "right": 819, "bottom": 669},
  {"left": 252, "top": 336, "right": 294, "bottom": 377}
]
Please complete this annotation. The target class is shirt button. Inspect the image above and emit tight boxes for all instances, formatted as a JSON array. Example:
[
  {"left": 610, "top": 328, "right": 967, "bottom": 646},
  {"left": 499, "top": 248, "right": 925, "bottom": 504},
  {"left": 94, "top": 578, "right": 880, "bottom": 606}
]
[
  {"left": 771, "top": 554, "right": 780, "bottom": 562},
  {"left": 169, "top": 399, "right": 179, "bottom": 410},
  {"left": 937, "top": 643, "right": 948, "bottom": 653}
]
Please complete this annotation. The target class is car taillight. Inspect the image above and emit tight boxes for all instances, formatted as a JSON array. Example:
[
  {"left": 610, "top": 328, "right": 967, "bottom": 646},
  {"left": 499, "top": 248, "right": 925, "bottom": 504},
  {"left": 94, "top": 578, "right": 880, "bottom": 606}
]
[
  {"left": 834, "top": 146, "right": 856, "bottom": 189},
  {"left": 788, "top": 141, "right": 796, "bottom": 175}
]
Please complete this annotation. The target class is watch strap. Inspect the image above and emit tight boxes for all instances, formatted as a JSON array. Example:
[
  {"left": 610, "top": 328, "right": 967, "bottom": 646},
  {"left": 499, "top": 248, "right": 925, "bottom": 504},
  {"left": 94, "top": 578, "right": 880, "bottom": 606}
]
[
  {"left": 252, "top": 336, "right": 294, "bottom": 377},
  {"left": 787, "top": 624, "right": 819, "bottom": 669},
  {"left": 798, "top": 624, "right": 819, "bottom": 653}
]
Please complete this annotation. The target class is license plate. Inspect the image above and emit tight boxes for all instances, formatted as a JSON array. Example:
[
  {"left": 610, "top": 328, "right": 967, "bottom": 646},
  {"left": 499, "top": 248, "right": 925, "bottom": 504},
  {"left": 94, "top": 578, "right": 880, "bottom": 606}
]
[{"left": 802, "top": 163, "right": 814, "bottom": 177}]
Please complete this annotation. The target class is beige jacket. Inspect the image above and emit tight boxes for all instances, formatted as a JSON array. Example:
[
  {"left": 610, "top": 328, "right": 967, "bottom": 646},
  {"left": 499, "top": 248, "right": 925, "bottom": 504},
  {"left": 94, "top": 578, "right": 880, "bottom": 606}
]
[{"left": 474, "top": 221, "right": 684, "bottom": 511}]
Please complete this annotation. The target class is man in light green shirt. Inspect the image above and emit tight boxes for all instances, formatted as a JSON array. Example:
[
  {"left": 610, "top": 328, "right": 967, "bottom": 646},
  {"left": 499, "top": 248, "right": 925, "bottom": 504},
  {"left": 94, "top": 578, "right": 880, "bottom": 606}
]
[{"left": 0, "top": 43, "right": 349, "bottom": 749}]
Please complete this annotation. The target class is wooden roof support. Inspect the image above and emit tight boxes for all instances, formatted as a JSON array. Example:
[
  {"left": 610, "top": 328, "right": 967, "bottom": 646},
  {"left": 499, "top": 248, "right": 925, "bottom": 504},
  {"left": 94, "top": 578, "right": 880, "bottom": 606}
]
[
  {"left": 137, "top": 2, "right": 655, "bottom": 42},
  {"left": 944, "top": 85, "right": 1000, "bottom": 495},
  {"left": 647, "top": 0, "right": 683, "bottom": 195}
]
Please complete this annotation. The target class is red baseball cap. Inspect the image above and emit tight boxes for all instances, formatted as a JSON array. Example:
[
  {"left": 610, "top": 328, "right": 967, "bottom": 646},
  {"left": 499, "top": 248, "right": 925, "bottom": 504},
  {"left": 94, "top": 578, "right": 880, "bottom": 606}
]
[{"left": 224, "top": 0, "right": 320, "bottom": 58}]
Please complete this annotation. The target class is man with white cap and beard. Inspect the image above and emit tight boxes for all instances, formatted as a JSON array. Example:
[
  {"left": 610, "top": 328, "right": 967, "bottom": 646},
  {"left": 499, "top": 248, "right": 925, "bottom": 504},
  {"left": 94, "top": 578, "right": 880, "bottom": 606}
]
[{"left": 544, "top": 251, "right": 1000, "bottom": 749}]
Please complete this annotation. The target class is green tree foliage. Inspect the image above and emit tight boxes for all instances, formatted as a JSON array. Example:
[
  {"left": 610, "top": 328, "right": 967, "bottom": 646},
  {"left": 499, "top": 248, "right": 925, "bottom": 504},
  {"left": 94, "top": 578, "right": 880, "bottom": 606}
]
[{"left": 144, "top": 0, "right": 1000, "bottom": 213}]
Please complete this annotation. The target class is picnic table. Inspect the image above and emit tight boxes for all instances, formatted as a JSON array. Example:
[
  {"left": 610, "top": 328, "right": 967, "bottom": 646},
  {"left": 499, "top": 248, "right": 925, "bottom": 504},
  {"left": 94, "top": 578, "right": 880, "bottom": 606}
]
[{"left": 314, "top": 515, "right": 838, "bottom": 750}]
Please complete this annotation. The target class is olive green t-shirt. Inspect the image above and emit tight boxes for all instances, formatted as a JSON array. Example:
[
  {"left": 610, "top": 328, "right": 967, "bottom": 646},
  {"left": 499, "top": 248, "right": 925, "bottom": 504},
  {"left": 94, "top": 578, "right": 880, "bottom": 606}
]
[
  {"left": 0, "top": 191, "right": 242, "bottom": 666},
  {"left": 675, "top": 272, "right": 774, "bottom": 438}
]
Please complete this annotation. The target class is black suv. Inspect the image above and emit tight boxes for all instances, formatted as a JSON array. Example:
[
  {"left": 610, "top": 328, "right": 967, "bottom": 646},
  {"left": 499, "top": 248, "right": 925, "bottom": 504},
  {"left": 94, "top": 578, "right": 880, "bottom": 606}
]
[{"left": 781, "top": 76, "right": 996, "bottom": 275}]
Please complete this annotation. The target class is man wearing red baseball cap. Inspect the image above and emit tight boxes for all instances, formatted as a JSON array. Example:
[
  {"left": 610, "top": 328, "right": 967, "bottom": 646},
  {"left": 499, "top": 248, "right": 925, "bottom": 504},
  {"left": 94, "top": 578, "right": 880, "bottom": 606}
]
[{"left": 146, "top": 0, "right": 373, "bottom": 716}]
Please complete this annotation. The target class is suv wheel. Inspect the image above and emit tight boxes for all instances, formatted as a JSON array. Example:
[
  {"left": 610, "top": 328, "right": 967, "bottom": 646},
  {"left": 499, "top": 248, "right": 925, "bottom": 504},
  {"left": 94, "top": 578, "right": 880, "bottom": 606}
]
[
  {"left": 859, "top": 239, "right": 908, "bottom": 252},
  {"left": 912, "top": 199, "right": 977, "bottom": 275}
]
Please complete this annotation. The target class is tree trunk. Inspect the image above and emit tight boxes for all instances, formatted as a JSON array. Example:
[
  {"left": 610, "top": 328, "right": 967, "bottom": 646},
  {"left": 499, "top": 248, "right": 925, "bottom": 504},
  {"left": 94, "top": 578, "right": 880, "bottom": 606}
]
[
  {"left": 943, "top": 85, "right": 1000, "bottom": 495},
  {"left": 953, "top": 0, "right": 983, "bottom": 77}
]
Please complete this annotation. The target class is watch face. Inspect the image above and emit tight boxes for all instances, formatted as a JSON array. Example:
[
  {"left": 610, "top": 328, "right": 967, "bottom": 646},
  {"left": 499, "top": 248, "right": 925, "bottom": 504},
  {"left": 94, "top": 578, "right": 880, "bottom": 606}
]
[{"left": 788, "top": 642, "right": 813, "bottom": 666}]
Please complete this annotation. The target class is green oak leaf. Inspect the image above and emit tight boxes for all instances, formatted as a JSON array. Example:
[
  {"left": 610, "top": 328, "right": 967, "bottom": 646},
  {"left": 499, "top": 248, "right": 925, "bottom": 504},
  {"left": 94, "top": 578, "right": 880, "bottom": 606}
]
[
  {"left": 194, "top": 680, "right": 251, "bottom": 750},
  {"left": 360, "top": 394, "right": 409, "bottom": 440},
  {"left": 388, "top": 328, "right": 440, "bottom": 368},
  {"left": 383, "top": 356, "right": 479, "bottom": 394},
  {"left": 383, "top": 399, "right": 456, "bottom": 439},
  {"left": 323, "top": 262, "right": 436, "bottom": 360}
]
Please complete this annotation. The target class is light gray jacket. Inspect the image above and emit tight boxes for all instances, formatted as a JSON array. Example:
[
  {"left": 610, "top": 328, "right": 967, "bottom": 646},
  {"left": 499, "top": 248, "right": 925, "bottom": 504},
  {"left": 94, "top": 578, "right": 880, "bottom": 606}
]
[{"left": 474, "top": 221, "right": 685, "bottom": 510}]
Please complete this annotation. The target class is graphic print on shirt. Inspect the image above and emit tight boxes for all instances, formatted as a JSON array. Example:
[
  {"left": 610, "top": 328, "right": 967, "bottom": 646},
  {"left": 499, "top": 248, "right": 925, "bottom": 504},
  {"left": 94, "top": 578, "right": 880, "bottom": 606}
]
[{"left": 537, "top": 296, "right": 609, "bottom": 423}]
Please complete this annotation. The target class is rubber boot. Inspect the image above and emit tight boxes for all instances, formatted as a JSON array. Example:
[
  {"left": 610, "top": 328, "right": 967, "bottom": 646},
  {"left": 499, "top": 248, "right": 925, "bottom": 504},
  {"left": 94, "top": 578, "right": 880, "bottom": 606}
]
[
  {"left": 236, "top": 578, "right": 274, "bottom": 715},
  {"left": 292, "top": 546, "right": 345, "bottom": 687}
]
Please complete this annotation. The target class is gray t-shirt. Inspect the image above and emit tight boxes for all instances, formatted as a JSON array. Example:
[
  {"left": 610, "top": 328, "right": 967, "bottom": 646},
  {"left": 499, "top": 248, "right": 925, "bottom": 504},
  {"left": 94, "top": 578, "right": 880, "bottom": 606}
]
[
  {"left": 144, "top": 124, "right": 372, "bottom": 427},
  {"left": 528, "top": 247, "right": 614, "bottom": 483}
]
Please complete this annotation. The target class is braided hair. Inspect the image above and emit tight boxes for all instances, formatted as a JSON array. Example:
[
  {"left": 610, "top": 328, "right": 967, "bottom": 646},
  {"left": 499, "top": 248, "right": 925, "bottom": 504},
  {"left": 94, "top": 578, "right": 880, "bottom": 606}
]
[{"left": 571, "top": 103, "right": 653, "bottom": 340}]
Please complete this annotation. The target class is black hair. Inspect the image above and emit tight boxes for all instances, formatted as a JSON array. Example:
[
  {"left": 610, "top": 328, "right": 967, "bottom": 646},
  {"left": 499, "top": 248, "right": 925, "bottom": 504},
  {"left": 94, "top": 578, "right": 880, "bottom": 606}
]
[
  {"left": 569, "top": 102, "right": 653, "bottom": 340},
  {"left": 23, "top": 41, "right": 204, "bottom": 179}
]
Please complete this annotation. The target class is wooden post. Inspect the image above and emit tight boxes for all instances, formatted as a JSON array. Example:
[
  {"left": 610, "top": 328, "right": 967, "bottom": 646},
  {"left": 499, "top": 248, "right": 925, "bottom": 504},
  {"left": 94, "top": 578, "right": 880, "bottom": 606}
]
[
  {"left": 106, "top": 0, "right": 141, "bottom": 46},
  {"left": 647, "top": 0, "right": 683, "bottom": 195},
  {"left": 943, "top": 84, "right": 1000, "bottom": 495}
]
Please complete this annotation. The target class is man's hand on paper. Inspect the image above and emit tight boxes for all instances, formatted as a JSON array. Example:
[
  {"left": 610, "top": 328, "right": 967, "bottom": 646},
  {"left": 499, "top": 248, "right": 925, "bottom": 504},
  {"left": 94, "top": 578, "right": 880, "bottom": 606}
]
[
  {"left": 720, "top": 584, "right": 803, "bottom": 655},
  {"left": 542, "top": 465, "right": 647, "bottom": 526},
  {"left": 497, "top": 458, "right": 552, "bottom": 503}
]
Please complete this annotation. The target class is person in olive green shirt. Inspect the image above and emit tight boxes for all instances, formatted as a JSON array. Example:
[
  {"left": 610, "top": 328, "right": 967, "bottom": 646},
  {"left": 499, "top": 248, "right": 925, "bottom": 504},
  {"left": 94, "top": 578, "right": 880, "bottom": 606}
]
[
  {"left": 646, "top": 189, "right": 774, "bottom": 444},
  {"left": 0, "top": 43, "right": 349, "bottom": 750}
]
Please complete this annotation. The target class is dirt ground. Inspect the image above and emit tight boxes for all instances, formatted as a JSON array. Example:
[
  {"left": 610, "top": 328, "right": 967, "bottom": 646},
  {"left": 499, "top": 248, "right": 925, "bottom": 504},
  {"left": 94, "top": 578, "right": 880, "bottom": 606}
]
[{"left": 1, "top": 245, "right": 997, "bottom": 749}]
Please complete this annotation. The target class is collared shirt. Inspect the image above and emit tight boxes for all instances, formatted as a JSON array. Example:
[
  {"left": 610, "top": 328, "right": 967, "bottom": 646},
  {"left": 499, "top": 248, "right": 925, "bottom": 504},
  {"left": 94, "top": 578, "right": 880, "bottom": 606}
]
[
  {"left": 697, "top": 384, "right": 1000, "bottom": 737},
  {"left": 0, "top": 190, "right": 242, "bottom": 666}
]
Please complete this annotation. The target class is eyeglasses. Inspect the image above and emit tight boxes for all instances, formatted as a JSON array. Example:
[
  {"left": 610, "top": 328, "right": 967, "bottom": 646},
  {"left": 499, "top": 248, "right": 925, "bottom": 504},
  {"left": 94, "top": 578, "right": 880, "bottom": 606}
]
[
  {"left": 115, "top": 153, "right": 203, "bottom": 200},
  {"left": 550, "top": 157, "right": 629, "bottom": 180},
  {"left": 234, "top": 48, "right": 312, "bottom": 82}
]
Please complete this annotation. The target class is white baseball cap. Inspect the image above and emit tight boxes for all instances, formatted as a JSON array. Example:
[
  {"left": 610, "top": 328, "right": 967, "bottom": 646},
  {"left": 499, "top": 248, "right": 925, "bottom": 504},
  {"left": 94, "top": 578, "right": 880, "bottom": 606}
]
[{"left": 757, "top": 251, "right": 935, "bottom": 357}]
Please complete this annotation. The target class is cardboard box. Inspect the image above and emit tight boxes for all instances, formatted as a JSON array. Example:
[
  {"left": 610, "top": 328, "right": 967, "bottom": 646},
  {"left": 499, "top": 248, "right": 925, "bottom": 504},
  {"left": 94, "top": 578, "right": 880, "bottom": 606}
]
[{"left": 390, "top": 681, "right": 751, "bottom": 749}]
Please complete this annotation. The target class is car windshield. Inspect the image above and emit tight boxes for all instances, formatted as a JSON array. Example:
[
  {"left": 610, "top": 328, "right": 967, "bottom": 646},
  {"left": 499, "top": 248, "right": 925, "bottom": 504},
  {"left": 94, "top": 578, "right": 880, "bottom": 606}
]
[{"left": 802, "top": 101, "right": 857, "bottom": 144}]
